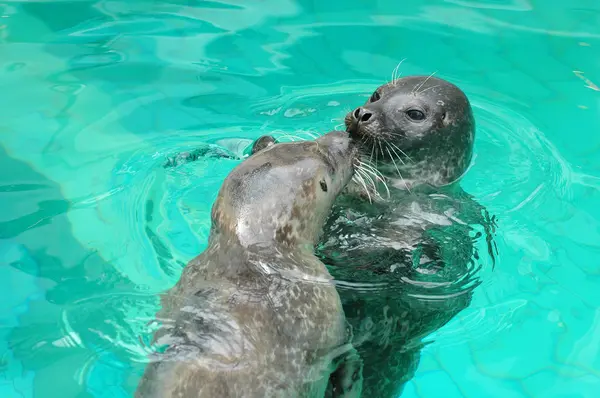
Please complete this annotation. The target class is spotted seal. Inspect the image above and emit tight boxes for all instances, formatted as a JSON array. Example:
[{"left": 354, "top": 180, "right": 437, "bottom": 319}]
[
  {"left": 346, "top": 75, "right": 474, "bottom": 190},
  {"left": 136, "top": 131, "right": 363, "bottom": 398},
  {"left": 253, "top": 75, "right": 498, "bottom": 397}
]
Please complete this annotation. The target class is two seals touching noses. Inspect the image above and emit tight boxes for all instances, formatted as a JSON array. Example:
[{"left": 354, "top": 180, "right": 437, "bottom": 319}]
[
  {"left": 251, "top": 75, "right": 494, "bottom": 397},
  {"left": 136, "top": 131, "right": 363, "bottom": 398}
]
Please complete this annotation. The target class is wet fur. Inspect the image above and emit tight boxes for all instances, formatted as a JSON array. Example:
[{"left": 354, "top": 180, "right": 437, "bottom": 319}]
[
  {"left": 158, "top": 75, "right": 498, "bottom": 397},
  {"left": 136, "top": 132, "right": 363, "bottom": 398},
  {"left": 319, "top": 76, "right": 497, "bottom": 397}
]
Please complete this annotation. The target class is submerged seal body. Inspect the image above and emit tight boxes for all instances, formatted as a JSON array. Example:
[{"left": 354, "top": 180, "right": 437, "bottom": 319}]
[{"left": 136, "top": 131, "right": 363, "bottom": 398}]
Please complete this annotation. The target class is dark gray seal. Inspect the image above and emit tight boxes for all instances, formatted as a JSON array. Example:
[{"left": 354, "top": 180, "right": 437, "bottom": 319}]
[
  {"left": 136, "top": 131, "right": 364, "bottom": 398},
  {"left": 318, "top": 76, "right": 497, "bottom": 397},
  {"left": 345, "top": 75, "right": 474, "bottom": 190},
  {"left": 253, "top": 75, "right": 497, "bottom": 397}
]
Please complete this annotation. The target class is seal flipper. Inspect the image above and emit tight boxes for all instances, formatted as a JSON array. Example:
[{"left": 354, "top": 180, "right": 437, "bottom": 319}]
[
  {"left": 163, "top": 136, "right": 278, "bottom": 169},
  {"left": 411, "top": 235, "right": 445, "bottom": 274},
  {"left": 326, "top": 347, "right": 363, "bottom": 398},
  {"left": 250, "top": 135, "right": 276, "bottom": 155},
  {"left": 163, "top": 144, "right": 239, "bottom": 168}
]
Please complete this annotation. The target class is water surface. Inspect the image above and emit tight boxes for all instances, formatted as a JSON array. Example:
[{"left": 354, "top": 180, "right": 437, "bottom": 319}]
[{"left": 1, "top": 0, "right": 600, "bottom": 397}]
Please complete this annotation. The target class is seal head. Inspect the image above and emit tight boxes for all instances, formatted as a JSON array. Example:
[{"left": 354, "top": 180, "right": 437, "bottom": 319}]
[
  {"left": 345, "top": 75, "right": 475, "bottom": 189},
  {"left": 211, "top": 130, "right": 358, "bottom": 252}
]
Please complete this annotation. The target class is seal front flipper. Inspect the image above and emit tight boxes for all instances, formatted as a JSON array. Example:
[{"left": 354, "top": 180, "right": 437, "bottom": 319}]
[
  {"left": 250, "top": 135, "right": 277, "bottom": 155},
  {"left": 163, "top": 136, "right": 278, "bottom": 169},
  {"left": 163, "top": 144, "right": 239, "bottom": 168},
  {"left": 327, "top": 347, "right": 363, "bottom": 398},
  {"left": 411, "top": 235, "right": 445, "bottom": 274}
]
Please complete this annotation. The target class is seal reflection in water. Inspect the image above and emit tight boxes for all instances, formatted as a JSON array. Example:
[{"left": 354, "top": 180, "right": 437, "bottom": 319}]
[
  {"left": 136, "top": 131, "right": 363, "bottom": 398},
  {"left": 253, "top": 76, "right": 498, "bottom": 397}
]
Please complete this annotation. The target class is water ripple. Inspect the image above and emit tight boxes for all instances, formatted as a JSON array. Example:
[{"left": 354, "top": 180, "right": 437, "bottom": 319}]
[{"left": 3, "top": 1, "right": 600, "bottom": 396}]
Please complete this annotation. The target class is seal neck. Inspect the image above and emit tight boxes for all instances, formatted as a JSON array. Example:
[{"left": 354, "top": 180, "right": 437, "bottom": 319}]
[
  {"left": 383, "top": 130, "right": 474, "bottom": 190},
  {"left": 207, "top": 233, "right": 330, "bottom": 279},
  {"left": 388, "top": 154, "right": 472, "bottom": 190}
]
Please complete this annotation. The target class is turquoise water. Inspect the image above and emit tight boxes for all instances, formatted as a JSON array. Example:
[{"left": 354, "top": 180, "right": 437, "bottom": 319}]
[{"left": 1, "top": 0, "right": 600, "bottom": 397}]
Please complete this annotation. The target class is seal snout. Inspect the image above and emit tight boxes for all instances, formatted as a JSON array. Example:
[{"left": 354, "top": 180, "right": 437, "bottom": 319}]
[
  {"left": 353, "top": 107, "right": 373, "bottom": 123},
  {"left": 347, "top": 106, "right": 374, "bottom": 139}
]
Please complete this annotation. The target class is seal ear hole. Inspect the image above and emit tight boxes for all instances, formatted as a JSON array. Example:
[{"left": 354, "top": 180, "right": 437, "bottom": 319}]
[{"left": 319, "top": 179, "right": 328, "bottom": 192}]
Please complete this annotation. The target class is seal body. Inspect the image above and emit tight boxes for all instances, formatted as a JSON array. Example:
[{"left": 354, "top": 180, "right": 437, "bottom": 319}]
[
  {"left": 136, "top": 131, "right": 363, "bottom": 398},
  {"left": 314, "top": 76, "right": 497, "bottom": 397}
]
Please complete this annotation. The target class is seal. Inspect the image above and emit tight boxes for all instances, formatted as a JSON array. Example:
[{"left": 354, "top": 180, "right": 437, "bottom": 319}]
[
  {"left": 135, "top": 131, "right": 364, "bottom": 398},
  {"left": 319, "top": 75, "right": 497, "bottom": 397},
  {"left": 252, "top": 75, "right": 497, "bottom": 397}
]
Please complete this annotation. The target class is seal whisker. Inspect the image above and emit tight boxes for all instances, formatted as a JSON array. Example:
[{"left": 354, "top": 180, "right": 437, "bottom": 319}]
[
  {"left": 383, "top": 140, "right": 406, "bottom": 166},
  {"left": 355, "top": 167, "right": 377, "bottom": 195},
  {"left": 277, "top": 133, "right": 306, "bottom": 142},
  {"left": 358, "top": 161, "right": 390, "bottom": 199},
  {"left": 268, "top": 130, "right": 302, "bottom": 142},
  {"left": 352, "top": 171, "right": 373, "bottom": 203},
  {"left": 369, "top": 138, "right": 376, "bottom": 166},
  {"left": 356, "top": 165, "right": 384, "bottom": 199},
  {"left": 302, "top": 131, "right": 320, "bottom": 140},
  {"left": 338, "top": 107, "right": 354, "bottom": 123},
  {"left": 356, "top": 158, "right": 385, "bottom": 179},
  {"left": 357, "top": 158, "right": 389, "bottom": 187},
  {"left": 376, "top": 138, "right": 386, "bottom": 166},
  {"left": 418, "top": 84, "right": 441, "bottom": 95},
  {"left": 413, "top": 71, "right": 438, "bottom": 95},
  {"left": 388, "top": 141, "right": 414, "bottom": 163},
  {"left": 386, "top": 148, "right": 412, "bottom": 193},
  {"left": 391, "top": 58, "right": 407, "bottom": 85},
  {"left": 386, "top": 147, "right": 402, "bottom": 176}
]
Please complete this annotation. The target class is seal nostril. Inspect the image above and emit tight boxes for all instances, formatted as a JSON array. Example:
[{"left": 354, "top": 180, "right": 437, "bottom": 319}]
[
  {"left": 353, "top": 108, "right": 360, "bottom": 119},
  {"left": 361, "top": 112, "right": 372, "bottom": 122}
]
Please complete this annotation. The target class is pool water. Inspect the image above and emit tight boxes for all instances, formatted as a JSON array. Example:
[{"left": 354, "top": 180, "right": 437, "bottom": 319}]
[{"left": 1, "top": 0, "right": 600, "bottom": 397}]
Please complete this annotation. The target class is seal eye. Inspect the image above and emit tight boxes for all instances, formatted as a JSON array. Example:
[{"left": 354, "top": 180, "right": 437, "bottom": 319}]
[
  {"left": 319, "top": 179, "right": 328, "bottom": 192},
  {"left": 406, "top": 109, "right": 426, "bottom": 121},
  {"left": 370, "top": 91, "right": 381, "bottom": 102}
]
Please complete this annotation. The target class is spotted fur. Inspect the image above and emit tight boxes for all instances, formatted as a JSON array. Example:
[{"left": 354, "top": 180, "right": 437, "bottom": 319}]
[
  {"left": 316, "top": 75, "right": 496, "bottom": 397},
  {"left": 136, "top": 131, "right": 363, "bottom": 398},
  {"left": 345, "top": 75, "right": 475, "bottom": 191}
]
